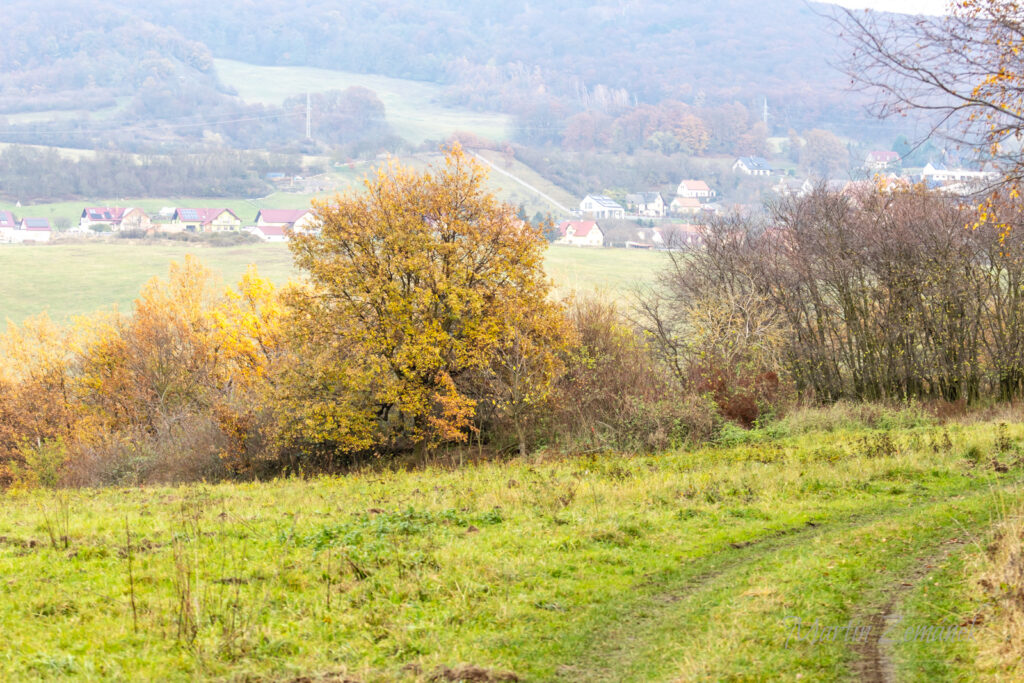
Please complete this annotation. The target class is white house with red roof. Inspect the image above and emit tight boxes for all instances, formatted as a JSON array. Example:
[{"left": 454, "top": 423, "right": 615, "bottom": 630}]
[
  {"left": 171, "top": 208, "right": 242, "bottom": 233},
  {"left": 79, "top": 207, "right": 152, "bottom": 232},
  {"left": 250, "top": 224, "right": 289, "bottom": 242},
  {"left": 255, "top": 208, "right": 316, "bottom": 233},
  {"left": 556, "top": 220, "right": 604, "bottom": 247},
  {"left": 864, "top": 151, "right": 901, "bottom": 171},
  {"left": 676, "top": 180, "right": 716, "bottom": 200}
]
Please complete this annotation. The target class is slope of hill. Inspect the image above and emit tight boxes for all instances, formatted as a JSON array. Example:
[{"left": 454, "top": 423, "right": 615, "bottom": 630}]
[{"left": 0, "top": 0, "right": 905, "bottom": 150}]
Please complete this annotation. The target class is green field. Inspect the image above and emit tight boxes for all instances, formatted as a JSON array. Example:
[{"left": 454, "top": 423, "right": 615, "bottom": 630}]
[
  {"left": 215, "top": 59, "right": 513, "bottom": 145},
  {"left": 0, "top": 243, "right": 665, "bottom": 324},
  {"left": 0, "top": 410, "right": 1020, "bottom": 680}
]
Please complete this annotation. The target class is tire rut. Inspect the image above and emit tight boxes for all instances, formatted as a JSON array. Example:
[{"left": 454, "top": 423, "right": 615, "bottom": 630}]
[
  {"left": 556, "top": 507, "right": 921, "bottom": 683},
  {"left": 852, "top": 537, "right": 969, "bottom": 683}
]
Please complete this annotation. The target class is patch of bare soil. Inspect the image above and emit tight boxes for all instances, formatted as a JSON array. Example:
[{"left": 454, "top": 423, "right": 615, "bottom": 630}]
[{"left": 428, "top": 664, "right": 521, "bottom": 682}]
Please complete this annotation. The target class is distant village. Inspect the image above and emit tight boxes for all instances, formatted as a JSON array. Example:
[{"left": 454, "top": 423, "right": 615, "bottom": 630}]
[
  {"left": 0, "top": 152, "right": 1000, "bottom": 248},
  {"left": 554, "top": 152, "right": 1001, "bottom": 249},
  {"left": 0, "top": 206, "right": 316, "bottom": 244}
]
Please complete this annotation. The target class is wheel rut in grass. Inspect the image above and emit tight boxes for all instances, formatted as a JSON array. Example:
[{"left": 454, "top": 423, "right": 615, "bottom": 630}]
[
  {"left": 555, "top": 506, "right": 915, "bottom": 682},
  {"left": 557, "top": 483, "right": 1014, "bottom": 683},
  {"left": 852, "top": 536, "right": 969, "bottom": 683}
]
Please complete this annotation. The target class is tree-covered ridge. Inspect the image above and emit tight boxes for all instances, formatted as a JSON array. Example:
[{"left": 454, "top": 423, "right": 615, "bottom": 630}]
[{"left": 1, "top": 0, "right": 898, "bottom": 144}]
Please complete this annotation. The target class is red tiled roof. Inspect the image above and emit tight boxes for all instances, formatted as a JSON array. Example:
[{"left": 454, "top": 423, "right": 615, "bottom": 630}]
[
  {"left": 0, "top": 211, "right": 14, "bottom": 228},
  {"left": 672, "top": 197, "right": 701, "bottom": 208},
  {"left": 256, "top": 225, "right": 287, "bottom": 236},
  {"left": 867, "top": 151, "right": 900, "bottom": 163},
  {"left": 679, "top": 180, "right": 711, "bottom": 192},
  {"left": 558, "top": 220, "right": 599, "bottom": 238},
  {"left": 82, "top": 207, "right": 128, "bottom": 222},
  {"left": 257, "top": 209, "right": 311, "bottom": 224}
]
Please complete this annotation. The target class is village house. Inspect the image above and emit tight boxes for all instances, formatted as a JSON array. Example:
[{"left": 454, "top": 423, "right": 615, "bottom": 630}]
[
  {"left": 250, "top": 224, "right": 289, "bottom": 243},
  {"left": 772, "top": 177, "right": 815, "bottom": 198},
  {"left": 670, "top": 196, "right": 702, "bottom": 216},
  {"left": 3, "top": 217, "right": 53, "bottom": 243},
  {"left": 254, "top": 208, "right": 317, "bottom": 234},
  {"left": 732, "top": 157, "right": 772, "bottom": 176},
  {"left": 79, "top": 207, "right": 152, "bottom": 232},
  {"left": 667, "top": 224, "right": 703, "bottom": 249},
  {"left": 920, "top": 162, "right": 999, "bottom": 184},
  {"left": 170, "top": 208, "right": 242, "bottom": 233},
  {"left": 579, "top": 195, "right": 625, "bottom": 219},
  {"left": 556, "top": 220, "right": 604, "bottom": 247},
  {"left": 864, "top": 150, "right": 901, "bottom": 171},
  {"left": 625, "top": 192, "right": 666, "bottom": 217},
  {"left": 0, "top": 210, "right": 15, "bottom": 243},
  {"left": 676, "top": 180, "right": 716, "bottom": 200}
]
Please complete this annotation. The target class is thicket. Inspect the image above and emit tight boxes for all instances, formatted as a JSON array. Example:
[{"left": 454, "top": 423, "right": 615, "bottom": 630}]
[
  {"left": 4, "top": 159, "right": 1018, "bottom": 490},
  {"left": 639, "top": 185, "right": 1024, "bottom": 407},
  {"left": 0, "top": 149, "right": 712, "bottom": 488}
]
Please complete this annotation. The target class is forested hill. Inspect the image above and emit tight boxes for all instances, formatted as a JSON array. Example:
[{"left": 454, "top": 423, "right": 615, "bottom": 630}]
[
  {"left": 136, "top": 0, "right": 860, "bottom": 131},
  {"left": 0, "top": 0, "right": 899, "bottom": 148}
]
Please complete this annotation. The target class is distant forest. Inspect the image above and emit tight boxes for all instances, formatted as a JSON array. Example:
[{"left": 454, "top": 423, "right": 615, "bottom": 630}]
[{"left": 0, "top": 0, "right": 902, "bottom": 153}]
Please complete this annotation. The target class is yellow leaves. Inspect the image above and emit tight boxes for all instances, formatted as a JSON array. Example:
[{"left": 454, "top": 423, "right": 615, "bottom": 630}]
[{"left": 284, "top": 144, "right": 569, "bottom": 452}]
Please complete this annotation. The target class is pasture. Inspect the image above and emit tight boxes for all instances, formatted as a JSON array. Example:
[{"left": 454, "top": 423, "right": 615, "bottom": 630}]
[
  {"left": 0, "top": 410, "right": 1020, "bottom": 680},
  {"left": 214, "top": 59, "right": 514, "bottom": 145},
  {"left": 0, "top": 243, "right": 665, "bottom": 324}
]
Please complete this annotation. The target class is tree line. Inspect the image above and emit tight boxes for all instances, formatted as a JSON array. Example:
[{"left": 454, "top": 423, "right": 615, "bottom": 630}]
[
  {"left": 0, "top": 148, "right": 706, "bottom": 488},
  {"left": 5, "top": 150, "right": 1019, "bottom": 490},
  {"left": 639, "top": 185, "right": 1024, "bottom": 414}
]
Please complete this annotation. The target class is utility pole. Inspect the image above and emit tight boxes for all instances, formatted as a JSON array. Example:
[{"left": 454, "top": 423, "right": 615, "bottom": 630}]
[{"left": 305, "top": 92, "right": 312, "bottom": 140}]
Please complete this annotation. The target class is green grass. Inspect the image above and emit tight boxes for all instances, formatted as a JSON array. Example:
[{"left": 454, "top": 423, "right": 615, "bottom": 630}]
[
  {"left": 214, "top": 59, "right": 513, "bottom": 145},
  {"left": 0, "top": 243, "right": 665, "bottom": 325},
  {"left": 1, "top": 417, "right": 1021, "bottom": 680}
]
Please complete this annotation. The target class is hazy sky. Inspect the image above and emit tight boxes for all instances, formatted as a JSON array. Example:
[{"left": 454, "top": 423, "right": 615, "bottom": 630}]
[{"left": 832, "top": 0, "right": 948, "bottom": 14}]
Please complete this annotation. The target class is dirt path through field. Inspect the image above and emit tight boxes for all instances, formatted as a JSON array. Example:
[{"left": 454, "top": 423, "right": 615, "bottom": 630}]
[{"left": 852, "top": 537, "right": 969, "bottom": 683}]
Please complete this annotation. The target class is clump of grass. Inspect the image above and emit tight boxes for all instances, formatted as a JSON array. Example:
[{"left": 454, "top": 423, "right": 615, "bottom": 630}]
[{"left": 966, "top": 503, "right": 1024, "bottom": 678}]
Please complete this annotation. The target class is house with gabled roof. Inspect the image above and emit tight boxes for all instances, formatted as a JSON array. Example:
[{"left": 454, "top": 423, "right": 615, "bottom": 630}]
[
  {"left": 579, "top": 195, "right": 625, "bottom": 219},
  {"left": 171, "top": 208, "right": 241, "bottom": 233},
  {"left": 556, "top": 220, "right": 604, "bottom": 247},
  {"left": 733, "top": 157, "right": 773, "bottom": 176},
  {"left": 676, "top": 180, "right": 716, "bottom": 199},
  {"left": 0, "top": 211, "right": 15, "bottom": 243},
  {"left": 79, "top": 207, "right": 152, "bottom": 232},
  {"left": 625, "top": 192, "right": 666, "bottom": 217},
  {"left": 670, "top": 196, "right": 702, "bottom": 216},
  {"left": 255, "top": 208, "right": 316, "bottom": 234},
  {"left": 4, "top": 217, "right": 53, "bottom": 243},
  {"left": 864, "top": 151, "right": 901, "bottom": 171},
  {"left": 250, "top": 224, "right": 289, "bottom": 243}
]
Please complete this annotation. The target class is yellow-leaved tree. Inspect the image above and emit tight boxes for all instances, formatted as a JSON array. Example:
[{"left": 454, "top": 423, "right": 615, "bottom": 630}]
[{"left": 283, "top": 145, "right": 572, "bottom": 459}]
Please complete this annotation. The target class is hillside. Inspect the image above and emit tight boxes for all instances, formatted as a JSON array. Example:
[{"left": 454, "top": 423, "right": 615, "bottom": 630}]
[
  {"left": 0, "top": 0, "right": 909, "bottom": 151},
  {"left": 0, "top": 412, "right": 1019, "bottom": 679}
]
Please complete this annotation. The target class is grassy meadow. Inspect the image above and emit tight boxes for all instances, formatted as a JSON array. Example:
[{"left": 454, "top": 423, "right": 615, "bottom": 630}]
[
  {"left": 214, "top": 59, "right": 513, "bottom": 145},
  {"left": 1, "top": 409, "right": 1022, "bottom": 680},
  {"left": 0, "top": 243, "right": 664, "bottom": 324}
]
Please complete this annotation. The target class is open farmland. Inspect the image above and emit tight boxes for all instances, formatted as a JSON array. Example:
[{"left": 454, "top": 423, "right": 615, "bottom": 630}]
[
  {"left": 0, "top": 410, "right": 1021, "bottom": 680},
  {"left": 0, "top": 243, "right": 665, "bottom": 324}
]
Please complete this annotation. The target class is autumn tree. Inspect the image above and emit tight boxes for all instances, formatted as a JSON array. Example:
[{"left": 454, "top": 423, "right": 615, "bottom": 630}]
[
  {"left": 284, "top": 145, "right": 571, "bottom": 459},
  {"left": 799, "top": 128, "right": 849, "bottom": 178}
]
